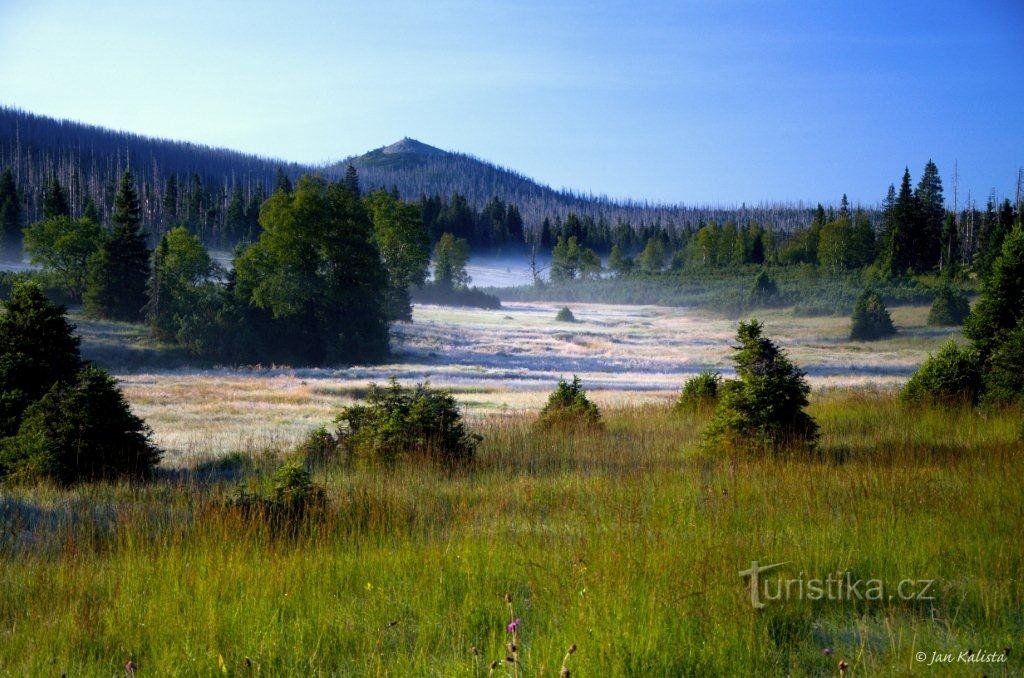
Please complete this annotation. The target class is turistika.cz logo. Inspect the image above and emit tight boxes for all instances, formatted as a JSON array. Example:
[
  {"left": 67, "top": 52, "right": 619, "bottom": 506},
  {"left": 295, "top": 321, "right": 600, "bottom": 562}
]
[{"left": 738, "top": 560, "right": 936, "bottom": 609}]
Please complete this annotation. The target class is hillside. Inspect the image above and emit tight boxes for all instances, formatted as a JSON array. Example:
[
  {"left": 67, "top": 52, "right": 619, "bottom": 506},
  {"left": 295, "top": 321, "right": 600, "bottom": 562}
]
[
  {"left": 0, "top": 106, "right": 818, "bottom": 245},
  {"left": 333, "top": 138, "right": 817, "bottom": 230}
]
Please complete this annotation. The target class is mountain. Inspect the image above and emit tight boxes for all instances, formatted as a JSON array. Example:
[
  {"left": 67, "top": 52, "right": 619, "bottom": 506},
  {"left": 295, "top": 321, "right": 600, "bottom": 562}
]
[
  {"left": 0, "top": 106, "right": 819, "bottom": 248},
  {"left": 332, "top": 138, "right": 816, "bottom": 232}
]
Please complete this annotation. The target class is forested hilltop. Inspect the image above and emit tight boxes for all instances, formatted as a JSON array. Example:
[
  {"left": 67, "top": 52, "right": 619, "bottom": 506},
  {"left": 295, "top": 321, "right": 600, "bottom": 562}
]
[{"left": 2, "top": 106, "right": 822, "bottom": 250}]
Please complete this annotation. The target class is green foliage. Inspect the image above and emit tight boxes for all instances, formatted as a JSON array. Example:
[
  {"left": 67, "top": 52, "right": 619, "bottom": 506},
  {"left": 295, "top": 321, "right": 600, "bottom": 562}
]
[
  {"left": 706, "top": 320, "right": 818, "bottom": 452},
  {"left": 849, "top": 289, "right": 896, "bottom": 340},
  {"left": 0, "top": 282, "right": 158, "bottom": 482},
  {"left": 901, "top": 341, "right": 982, "bottom": 405},
  {"left": 146, "top": 226, "right": 219, "bottom": 342},
  {"left": 22, "top": 216, "right": 105, "bottom": 299},
  {"left": 748, "top": 270, "right": 779, "bottom": 307},
  {"left": 607, "top": 244, "right": 634, "bottom": 276},
  {"left": 981, "top": 320, "right": 1024, "bottom": 406},
  {"left": 233, "top": 174, "right": 389, "bottom": 365},
  {"left": 40, "top": 173, "right": 70, "bottom": 219},
  {"left": 927, "top": 284, "right": 971, "bottom": 326},
  {"left": 227, "top": 462, "right": 327, "bottom": 525},
  {"left": 674, "top": 370, "right": 722, "bottom": 412},
  {"left": 555, "top": 306, "right": 576, "bottom": 322},
  {"left": 432, "top": 232, "right": 471, "bottom": 289},
  {"left": 0, "top": 366, "right": 160, "bottom": 483},
  {"left": 83, "top": 172, "right": 150, "bottom": 320},
  {"left": 366, "top": 189, "right": 430, "bottom": 320},
  {"left": 536, "top": 375, "right": 602, "bottom": 430},
  {"left": 963, "top": 225, "right": 1024, "bottom": 357},
  {"left": 0, "top": 282, "right": 82, "bottom": 436},
  {"left": 551, "top": 236, "right": 600, "bottom": 281},
  {"left": 639, "top": 236, "right": 666, "bottom": 273},
  {"left": 335, "top": 379, "right": 479, "bottom": 465}
]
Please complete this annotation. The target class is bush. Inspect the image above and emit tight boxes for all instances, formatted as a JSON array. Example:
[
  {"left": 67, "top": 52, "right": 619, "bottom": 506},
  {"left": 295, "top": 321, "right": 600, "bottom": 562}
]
[
  {"left": 0, "top": 366, "right": 160, "bottom": 483},
  {"left": 555, "top": 306, "right": 577, "bottom": 322},
  {"left": 850, "top": 289, "right": 896, "bottom": 340},
  {"left": 705, "top": 320, "right": 818, "bottom": 452},
  {"left": 295, "top": 425, "right": 339, "bottom": 465},
  {"left": 901, "top": 341, "right": 981, "bottom": 405},
  {"left": 335, "top": 379, "right": 479, "bottom": 465},
  {"left": 981, "top": 320, "right": 1024, "bottom": 406},
  {"left": 536, "top": 375, "right": 602, "bottom": 430},
  {"left": 749, "top": 271, "right": 779, "bottom": 307},
  {"left": 227, "top": 462, "right": 327, "bottom": 525},
  {"left": 927, "top": 285, "right": 971, "bottom": 326},
  {"left": 675, "top": 371, "right": 722, "bottom": 412}
]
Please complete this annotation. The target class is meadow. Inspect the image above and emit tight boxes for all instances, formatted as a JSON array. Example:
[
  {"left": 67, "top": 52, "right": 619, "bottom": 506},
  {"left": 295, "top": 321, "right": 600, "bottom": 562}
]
[
  {"left": 84, "top": 301, "right": 962, "bottom": 461},
  {"left": 0, "top": 393, "right": 1021, "bottom": 676}
]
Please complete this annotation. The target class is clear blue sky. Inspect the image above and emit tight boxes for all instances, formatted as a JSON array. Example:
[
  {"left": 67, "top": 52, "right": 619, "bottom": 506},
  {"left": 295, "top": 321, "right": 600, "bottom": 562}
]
[{"left": 1, "top": 0, "right": 1021, "bottom": 206}]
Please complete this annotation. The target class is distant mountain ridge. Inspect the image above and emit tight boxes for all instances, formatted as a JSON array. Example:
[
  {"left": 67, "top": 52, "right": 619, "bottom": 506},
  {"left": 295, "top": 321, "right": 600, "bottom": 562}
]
[{"left": 0, "top": 105, "right": 819, "bottom": 240}]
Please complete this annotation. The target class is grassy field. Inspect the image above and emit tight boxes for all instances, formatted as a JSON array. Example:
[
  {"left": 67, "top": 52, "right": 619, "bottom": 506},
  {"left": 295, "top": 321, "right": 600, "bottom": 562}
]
[
  {"left": 82, "top": 301, "right": 962, "bottom": 461},
  {"left": 1, "top": 393, "right": 1021, "bottom": 676}
]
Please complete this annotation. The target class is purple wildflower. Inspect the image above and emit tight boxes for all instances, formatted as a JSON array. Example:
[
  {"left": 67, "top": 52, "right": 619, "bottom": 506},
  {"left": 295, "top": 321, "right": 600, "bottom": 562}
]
[{"left": 507, "top": 618, "right": 521, "bottom": 634}]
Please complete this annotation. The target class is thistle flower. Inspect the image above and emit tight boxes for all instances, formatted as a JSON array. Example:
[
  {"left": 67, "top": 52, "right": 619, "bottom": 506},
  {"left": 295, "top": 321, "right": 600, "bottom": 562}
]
[
  {"left": 560, "top": 668, "right": 571, "bottom": 678},
  {"left": 838, "top": 659, "right": 849, "bottom": 673},
  {"left": 822, "top": 647, "right": 833, "bottom": 656},
  {"left": 507, "top": 618, "right": 521, "bottom": 633},
  {"left": 504, "top": 593, "right": 513, "bottom": 603},
  {"left": 124, "top": 660, "right": 137, "bottom": 677}
]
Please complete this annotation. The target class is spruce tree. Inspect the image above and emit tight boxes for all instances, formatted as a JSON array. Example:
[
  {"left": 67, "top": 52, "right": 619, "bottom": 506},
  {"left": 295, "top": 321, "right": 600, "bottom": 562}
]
[
  {"left": 850, "top": 289, "right": 896, "bottom": 340},
  {"left": 82, "top": 197, "right": 101, "bottom": 224},
  {"left": 343, "top": 164, "right": 360, "bottom": 196},
  {"left": 0, "top": 167, "right": 22, "bottom": 260},
  {"left": 275, "top": 168, "right": 293, "bottom": 194},
  {"left": 162, "top": 174, "right": 178, "bottom": 226},
  {"left": 225, "top": 183, "right": 246, "bottom": 243},
  {"left": 41, "top": 173, "right": 70, "bottom": 219},
  {"left": 886, "top": 168, "right": 919, "bottom": 274},
  {"left": 0, "top": 282, "right": 82, "bottom": 436},
  {"left": 83, "top": 170, "right": 150, "bottom": 320},
  {"left": 963, "top": 225, "right": 1024, "bottom": 357},
  {"left": 706, "top": 320, "right": 818, "bottom": 451},
  {"left": 913, "top": 160, "right": 944, "bottom": 273}
]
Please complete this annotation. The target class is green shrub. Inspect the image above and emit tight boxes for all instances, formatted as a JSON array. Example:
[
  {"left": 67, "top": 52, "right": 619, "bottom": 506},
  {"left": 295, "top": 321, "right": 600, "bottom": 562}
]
[
  {"left": 227, "top": 462, "right": 327, "bottom": 524},
  {"left": 675, "top": 371, "right": 722, "bottom": 412},
  {"left": 536, "top": 375, "right": 602, "bottom": 430},
  {"left": 749, "top": 270, "right": 779, "bottom": 307},
  {"left": 901, "top": 341, "right": 981, "bottom": 405},
  {"left": 927, "top": 285, "right": 971, "bottom": 326},
  {"left": 555, "top": 306, "right": 577, "bottom": 322},
  {"left": 0, "top": 366, "right": 160, "bottom": 483},
  {"left": 295, "top": 425, "right": 339, "bottom": 465},
  {"left": 705, "top": 320, "right": 818, "bottom": 452},
  {"left": 981, "top": 320, "right": 1024, "bottom": 406},
  {"left": 850, "top": 289, "right": 896, "bottom": 340},
  {"left": 335, "top": 379, "right": 479, "bottom": 465}
]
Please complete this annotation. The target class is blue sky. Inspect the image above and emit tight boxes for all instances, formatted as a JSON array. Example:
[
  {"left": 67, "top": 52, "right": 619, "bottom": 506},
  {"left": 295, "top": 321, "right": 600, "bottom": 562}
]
[{"left": 1, "top": 0, "right": 1021, "bottom": 206}]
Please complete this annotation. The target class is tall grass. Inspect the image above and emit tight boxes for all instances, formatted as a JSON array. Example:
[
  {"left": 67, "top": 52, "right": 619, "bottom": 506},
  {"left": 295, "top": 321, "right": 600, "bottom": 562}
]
[{"left": 0, "top": 393, "right": 1021, "bottom": 675}]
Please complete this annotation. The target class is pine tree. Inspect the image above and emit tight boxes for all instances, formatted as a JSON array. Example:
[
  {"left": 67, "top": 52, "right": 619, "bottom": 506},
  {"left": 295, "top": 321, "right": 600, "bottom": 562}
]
[
  {"left": 41, "top": 173, "right": 70, "bottom": 219},
  {"left": 83, "top": 170, "right": 150, "bottom": 320},
  {"left": 706, "top": 320, "right": 818, "bottom": 451},
  {"left": 225, "top": 184, "right": 246, "bottom": 243},
  {"left": 881, "top": 169, "right": 919, "bottom": 275},
  {"left": 162, "top": 174, "right": 178, "bottom": 227},
  {"left": 850, "top": 289, "right": 896, "bottom": 340},
  {"left": 963, "top": 225, "right": 1024, "bottom": 357},
  {"left": 81, "top": 197, "right": 101, "bottom": 224},
  {"left": 913, "top": 160, "right": 944, "bottom": 273},
  {"left": 343, "top": 164, "right": 360, "bottom": 196},
  {"left": 0, "top": 281, "right": 82, "bottom": 436},
  {"left": 0, "top": 167, "right": 22, "bottom": 259},
  {"left": 275, "top": 168, "right": 292, "bottom": 194}
]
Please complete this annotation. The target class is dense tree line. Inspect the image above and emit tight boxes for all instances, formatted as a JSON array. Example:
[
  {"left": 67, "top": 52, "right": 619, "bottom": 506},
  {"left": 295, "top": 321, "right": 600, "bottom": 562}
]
[
  {"left": 581, "top": 162, "right": 1020, "bottom": 284},
  {"left": 3, "top": 107, "right": 832, "bottom": 256},
  {"left": 0, "top": 106, "right": 299, "bottom": 247}
]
